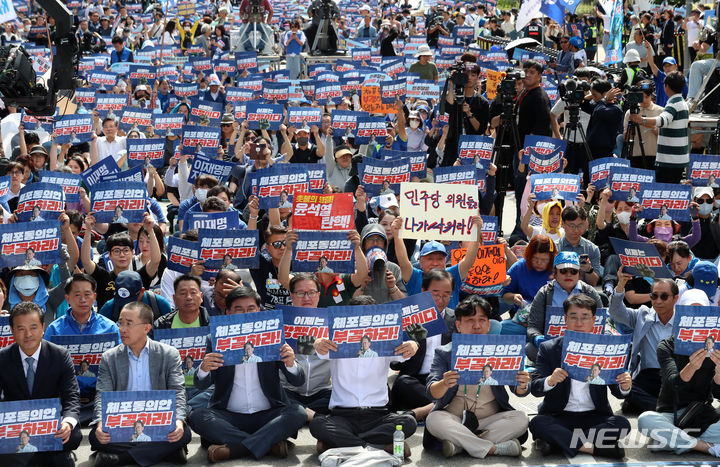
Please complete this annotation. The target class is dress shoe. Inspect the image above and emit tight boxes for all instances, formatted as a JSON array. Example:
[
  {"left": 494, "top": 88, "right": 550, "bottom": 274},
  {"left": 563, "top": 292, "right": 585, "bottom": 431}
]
[
  {"left": 208, "top": 444, "right": 231, "bottom": 463},
  {"left": 94, "top": 453, "right": 120, "bottom": 467},
  {"left": 269, "top": 440, "right": 288, "bottom": 458}
]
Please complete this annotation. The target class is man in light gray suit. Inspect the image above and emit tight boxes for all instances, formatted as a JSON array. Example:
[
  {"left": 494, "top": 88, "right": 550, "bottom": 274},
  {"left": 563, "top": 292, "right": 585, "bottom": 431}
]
[{"left": 89, "top": 302, "right": 192, "bottom": 467}]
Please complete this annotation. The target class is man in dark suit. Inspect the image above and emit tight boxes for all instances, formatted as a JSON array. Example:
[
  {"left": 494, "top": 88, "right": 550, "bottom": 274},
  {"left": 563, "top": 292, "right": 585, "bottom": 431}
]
[
  {"left": 0, "top": 302, "right": 82, "bottom": 467},
  {"left": 187, "top": 286, "right": 306, "bottom": 463},
  {"left": 530, "top": 293, "right": 632, "bottom": 459}
]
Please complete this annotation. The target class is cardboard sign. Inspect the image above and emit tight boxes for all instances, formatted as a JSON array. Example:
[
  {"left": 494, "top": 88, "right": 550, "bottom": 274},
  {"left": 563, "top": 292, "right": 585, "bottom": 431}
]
[
  {"left": 674, "top": 306, "right": 720, "bottom": 356},
  {"left": 82, "top": 159, "right": 120, "bottom": 188},
  {"left": 457, "top": 135, "right": 494, "bottom": 163},
  {"left": 360, "top": 86, "right": 397, "bottom": 114},
  {"left": 523, "top": 135, "right": 567, "bottom": 173},
  {"left": 187, "top": 153, "right": 234, "bottom": 185},
  {"left": 183, "top": 212, "right": 240, "bottom": 233},
  {"left": 210, "top": 311, "right": 284, "bottom": 365},
  {"left": 53, "top": 114, "right": 93, "bottom": 144},
  {"left": 248, "top": 165, "right": 310, "bottom": 210},
  {"left": 451, "top": 334, "right": 525, "bottom": 385},
  {"left": 0, "top": 399, "right": 62, "bottom": 454},
  {"left": 0, "top": 316, "right": 14, "bottom": 348},
  {"left": 48, "top": 333, "right": 119, "bottom": 379},
  {"left": 0, "top": 221, "right": 62, "bottom": 268},
  {"left": 101, "top": 390, "right": 175, "bottom": 443},
  {"left": 292, "top": 193, "right": 354, "bottom": 231},
  {"left": 609, "top": 237, "right": 672, "bottom": 279},
  {"left": 450, "top": 245, "right": 506, "bottom": 296},
  {"left": 280, "top": 306, "right": 328, "bottom": 354},
  {"left": 126, "top": 138, "right": 166, "bottom": 168},
  {"left": 327, "top": 305, "right": 403, "bottom": 359},
  {"left": 486, "top": 70, "right": 503, "bottom": 100},
  {"left": 561, "top": 330, "right": 631, "bottom": 384},
  {"left": 399, "top": 182, "right": 479, "bottom": 241}
]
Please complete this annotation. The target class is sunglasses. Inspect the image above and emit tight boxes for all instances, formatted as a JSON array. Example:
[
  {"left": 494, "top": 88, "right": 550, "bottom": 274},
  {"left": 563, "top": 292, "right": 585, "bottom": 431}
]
[
  {"left": 270, "top": 240, "right": 287, "bottom": 249},
  {"left": 557, "top": 268, "right": 579, "bottom": 275},
  {"left": 650, "top": 292, "right": 673, "bottom": 301},
  {"left": 696, "top": 198, "right": 713, "bottom": 204}
]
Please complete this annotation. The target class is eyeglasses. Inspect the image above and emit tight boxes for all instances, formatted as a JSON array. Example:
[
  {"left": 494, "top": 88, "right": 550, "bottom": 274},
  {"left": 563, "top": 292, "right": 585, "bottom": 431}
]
[
  {"left": 270, "top": 240, "right": 286, "bottom": 249},
  {"left": 696, "top": 198, "right": 713, "bottom": 204},
  {"left": 650, "top": 292, "right": 673, "bottom": 301},
  {"left": 563, "top": 222, "right": 585, "bottom": 231},
  {"left": 110, "top": 247, "right": 133, "bottom": 255},
  {"left": 557, "top": 268, "right": 579, "bottom": 275},
  {"left": 292, "top": 290, "right": 320, "bottom": 298}
]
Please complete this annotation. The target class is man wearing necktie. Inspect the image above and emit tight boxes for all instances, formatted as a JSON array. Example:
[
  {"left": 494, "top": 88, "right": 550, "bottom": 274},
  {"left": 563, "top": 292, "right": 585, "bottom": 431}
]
[{"left": 0, "top": 302, "right": 82, "bottom": 466}]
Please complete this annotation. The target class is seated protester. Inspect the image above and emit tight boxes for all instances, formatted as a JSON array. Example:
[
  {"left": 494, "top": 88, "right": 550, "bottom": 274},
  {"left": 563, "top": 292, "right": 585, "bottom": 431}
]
[
  {"left": 281, "top": 125, "right": 325, "bottom": 164},
  {"left": 152, "top": 274, "right": 209, "bottom": 330},
  {"left": 159, "top": 229, "right": 207, "bottom": 305},
  {"left": 526, "top": 252, "right": 602, "bottom": 361},
  {"left": 280, "top": 230, "right": 368, "bottom": 307},
  {"left": 90, "top": 302, "right": 192, "bottom": 466},
  {"left": 556, "top": 204, "right": 602, "bottom": 285},
  {"left": 500, "top": 235, "right": 556, "bottom": 335},
  {"left": 44, "top": 274, "right": 120, "bottom": 424},
  {"left": 628, "top": 205, "right": 700, "bottom": 248},
  {"left": 354, "top": 195, "right": 418, "bottom": 267},
  {"left": 637, "top": 288, "right": 720, "bottom": 456},
  {"left": 0, "top": 302, "right": 82, "bottom": 466},
  {"left": 530, "top": 294, "right": 632, "bottom": 459},
  {"left": 594, "top": 188, "right": 633, "bottom": 265},
  {"left": 392, "top": 214, "right": 483, "bottom": 310},
  {"left": 251, "top": 225, "right": 293, "bottom": 309},
  {"left": 390, "top": 270, "right": 462, "bottom": 422},
  {"left": 188, "top": 287, "right": 306, "bottom": 462},
  {"left": 99, "top": 270, "right": 173, "bottom": 321},
  {"left": 283, "top": 273, "right": 332, "bottom": 421},
  {"left": 177, "top": 174, "right": 219, "bottom": 233},
  {"left": 690, "top": 187, "right": 720, "bottom": 261},
  {"left": 521, "top": 197, "right": 564, "bottom": 244},
  {"left": 202, "top": 269, "right": 243, "bottom": 316},
  {"left": 132, "top": 223, "right": 166, "bottom": 292},
  {"left": 611, "top": 270, "right": 678, "bottom": 414},
  {"left": 355, "top": 224, "right": 406, "bottom": 304},
  {"left": 367, "top": 101, "right": 409, "bottom": 156},
  {"left": 667, "top": 240, "right": 700, "bottom": 280},
  {"left": 82, "top": 213, "right": 162, "bottom": 310},
  {"left": 309, "top": 296, "right": 419, "bottom": 457},
  {"left": 183, "top": 186, "right": 246, "bottom": 231},
  {"left": 425, "top": 296, "right": 530, "bottom": 458}
]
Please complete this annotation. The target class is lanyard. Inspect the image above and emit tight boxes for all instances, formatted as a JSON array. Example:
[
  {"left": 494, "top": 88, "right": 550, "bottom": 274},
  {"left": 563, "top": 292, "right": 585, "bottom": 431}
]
[{"left": 463, "top": 384, "right": 482, "bottom": 411}]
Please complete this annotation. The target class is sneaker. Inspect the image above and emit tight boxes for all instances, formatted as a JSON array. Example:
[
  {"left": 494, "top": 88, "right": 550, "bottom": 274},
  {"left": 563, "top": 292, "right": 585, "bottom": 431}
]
[
  {"left": 493, "top": 439, "right": 522, "bottom": 457},
  {"left": 708, "top": 444, "right": 720, "bottom": 457},
  {"left": 442, "top": 440, "right": 460, "bottom": 458}
]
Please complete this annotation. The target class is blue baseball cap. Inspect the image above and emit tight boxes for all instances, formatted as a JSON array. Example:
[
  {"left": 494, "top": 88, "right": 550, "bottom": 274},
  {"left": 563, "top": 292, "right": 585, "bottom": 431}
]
[
  {"left": 553, "top": 251, "right": 580, "bottom": 270},
  {"left": 420, "top": 241, "right": 447, "bottom": 257},
  {"left": 662, "top": 56, "right": 677, "bottom": 66},
  {"left": 692, "top": 261, "right": 718, "bottom": 301}
]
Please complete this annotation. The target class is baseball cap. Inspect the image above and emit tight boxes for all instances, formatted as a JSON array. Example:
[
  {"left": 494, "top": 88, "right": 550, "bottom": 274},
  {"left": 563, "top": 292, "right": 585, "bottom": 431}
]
[
  {"left": 694, "top": 187, "right": 714, "bottom": 199},
  {"left": 553, "top": 251, "right": 580, "bottom": 270},
  {"left": 692, "top": 261, "right": 718, "bottom": 302},
  {"left": 376, "top": 193, "right": 398, "bottom": 210},
  {"left": 662, "top": 56, "right": 677, "bottom": 66},
  {"left": 420, "top": 241, "right": 447, "bottom": 258},
  {"left": 113, "top": 270, "right": 144, "bottom": 311},
  {"left": 208, "top": 75, "right": 221, "bottom": 86},
  {"left": 296, "top": 125, "right": 311, "bottom": 134}
]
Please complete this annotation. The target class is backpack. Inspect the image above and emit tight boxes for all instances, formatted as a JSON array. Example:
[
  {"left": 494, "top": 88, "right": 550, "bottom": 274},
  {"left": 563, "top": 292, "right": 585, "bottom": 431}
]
[{"left": 111, "top": 291, "right": 162, "bottom": 322}]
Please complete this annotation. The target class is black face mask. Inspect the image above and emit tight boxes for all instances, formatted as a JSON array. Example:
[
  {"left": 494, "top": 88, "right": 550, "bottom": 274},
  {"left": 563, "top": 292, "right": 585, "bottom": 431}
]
[{"left": 296, "top": 137, "right": 309, "bottom": 146}]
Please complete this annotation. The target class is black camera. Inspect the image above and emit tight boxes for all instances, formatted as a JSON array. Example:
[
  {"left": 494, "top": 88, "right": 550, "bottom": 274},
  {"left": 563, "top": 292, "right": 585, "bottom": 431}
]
[
  {"left": 560, "top": 78, "right": 590, "bottom": 108},
  {"left": 625, "top": 81, "right": 652, "bottom": 112},
  {"left": 499, "top": 70, "right": 524, "bottom": 98},
  {"left": 448, "top": 61, "right": 468, "bottom": 88}
]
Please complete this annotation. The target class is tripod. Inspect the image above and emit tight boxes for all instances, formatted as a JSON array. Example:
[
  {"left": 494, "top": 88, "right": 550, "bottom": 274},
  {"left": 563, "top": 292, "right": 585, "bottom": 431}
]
[
  {"left": 491, "top": 100, "right": 521, "bottom": 238},
  {"left": 562, "top": 105, "right": 593, "bottom": 180},
  {"left": 621, "top": 107, "right": 648, "bottom": 169}
]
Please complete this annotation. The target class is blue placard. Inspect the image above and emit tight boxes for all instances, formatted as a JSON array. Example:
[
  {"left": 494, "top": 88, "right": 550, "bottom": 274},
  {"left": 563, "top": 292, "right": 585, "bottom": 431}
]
[
  {"left": 52, "top": 114, "right": 93, "bottom": 144},
  {"left": 166, "top": 237, "right": 199, "bottom": 274},
  {"left": 380, "top": 78, "right": 406, "bottom": 104},
  {"left": 394, "top": 292, "right": 448, "bottom": 339},
  {"left": 127, "top": 64, "right": 157, "bottom": 86},
  {"left": 544, "top": 307, "right": 607, "bottom": 337},
  {"left": 0, "top": 398, "right": 62, "bottom": 454},
  {"left": 198, "top": 228, "right": 259, "bottom": 273},
  {"left": 293, "top": 164, "right": 327, "bottom": 194},
  {"left": 89, "top": 181, "right": 148, "bottom": 224},
  {"left": 530, "top": 173, "right": 581, "bottom": 201},
  {"left": 331, "top": 110, "right": 368, "bottom": 136},
  {"left": 406, "top": 79, "right": 440, "bottom": 100},
  {"left": 153, "top": 327, "right": 209, "bottom": 367},
  {"left": 235, "top": 51, "right": 258, "bottom": 73},
  {"left": 457, "top": 135, "right": 494, "bottom": 163},
  {"left": 609, "top": 238, "right": 673, "bottom": 279},
  {"left": 181, "top": 126, "right": 221, "bottom": 155},
  {"left": 292, "top": 231, "right": 355, "bottom": 274},
  {"left": 262, "top": 81, "right": 290, "bottom": 102},
  {"left": 314, "top": 82, "right": 343, "bottom": 105},
  {"left": 99, "top": 166, "right": 144, "bottom": 184},
  {"left": 0, "top": 316, "right": 14, "bottom": 348},
  {"left": 225, "top": 87, "right": 255, "bottom": 103},
  {"left": 39, "top": 171, "right": 82, "bottom": 204},
  {"left": 48, "top": 333, "right": 119, "bottom": 384},
  {"left": 16, "top": 183, "right": 65, "bottom": 223},
  {"left": 209, "top": 311, "right": 284, "bottom": 365},
  {"left": 119, "top": 108, "right": 154, "bottom": 132},
  {"left": 639, "top": 183, "right": 693, "bottom": 221},
  {"left": 173, "top": 82, "right": 199, "bottom": 99},
  {"left": 214, "top": 60, "right": 236, "bottom": 77},
  {"left": 95, "top": 95, "right": 127, "bottom": 117},
  {"left": 184, "top": 212, "right": 240, "bottom": 233},
  {"left": 608, "top": 167, "right": 655, "bottom": 202},
  {"left": 561, "top": 330, "right": 632, "bottom": 384},
  {"left": 76, "top": 88, "right": 98, "bottom": 109},
  {"left": 126, "top": 138, "right": 166, "bottom": 168},
  {"left": 280, "top": 306, "right": 328, "bottom": 353},
  {"left": 187, "top": 153, "right": 234, "bottom": 185},
  {"left": 287, "top": 107, "right": 322, "bottom": 126},
  {"left": 89, "top": 71, "right": 118, "bottom": 87},
  {"left": 673, "top": 306, "right": 720, "bottom": 356},
  {"left": 588, "top": 157, "right": 630, "bottom": 189},
  {"left": 82, "top": 159, "right": 120, "bottom": 188},
  {"left": 432, "top": 165, "right": 478, "bottom": 188},
  {"left": 327, "top": 305, "right": 403, "bottom": 359},
  {"left": 378, "top": 149, "right": 427, "bottom": 179},
  {"left": 358, "top": 157, "right": 411, "bottom": 196},
  {"left": 0, "top": 221, "right": 62, "bottom": 268},
  {"left": 351, "top": 47, "right": 372, "bottom": 61},
  {"left": 688, "top": 154, "right": 720, "bottom": 187},
  {"left": 151, "top": 114, "right": 184, "bottom": 135},
  {"left": 248, "top": 164, "right": 310, "bottom": 209},
  {"left": 451, "top": 334, "right": 525, "bottom": 385},
  {"left": 245, "top": 102, "right": 284, "bottom": 130},
  {"left": 523, "top": 135, "right": 567, "bottom": 173},
  {"left": 101, "top": 390, "right": 176, "bottom": 443},
  {"left": 189, "top": 97, "right": 223, "bottom": 126}
]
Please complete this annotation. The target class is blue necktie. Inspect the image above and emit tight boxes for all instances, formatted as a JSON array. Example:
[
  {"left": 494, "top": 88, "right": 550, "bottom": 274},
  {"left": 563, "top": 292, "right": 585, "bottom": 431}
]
[{"left": 25, "top": 357, "right": 35, "bottom": 393}]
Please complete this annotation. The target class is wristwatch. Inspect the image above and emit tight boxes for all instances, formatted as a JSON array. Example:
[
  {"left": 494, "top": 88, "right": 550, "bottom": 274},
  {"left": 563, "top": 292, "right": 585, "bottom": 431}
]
[{"left": 642, "top": 117, "right": 647, "bottom": 124}]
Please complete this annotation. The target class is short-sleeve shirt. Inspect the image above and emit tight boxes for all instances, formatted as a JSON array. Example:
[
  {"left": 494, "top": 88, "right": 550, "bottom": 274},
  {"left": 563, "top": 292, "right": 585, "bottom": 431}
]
[
  {"left": 406, "top": 264, "right": 463, "bottom": 309},
  {"left": 318, "top": 274, "right": 358, "bottom": 307}
]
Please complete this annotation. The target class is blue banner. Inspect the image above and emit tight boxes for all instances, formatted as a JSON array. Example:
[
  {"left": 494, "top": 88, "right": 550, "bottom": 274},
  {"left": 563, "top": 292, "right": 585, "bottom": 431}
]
[
  {"left": 153, "top": 327, "right": 209, "bottom": 368},
  {"left": 245, "top": 102, "right": 284, "bottom": 131},
  {"left": 674, "top": 306, "right": 720, "bottom": 356},
  {"left": 457, "top": 135, "right": 494, "bottom": 164},
  {"left": 639, "top": 183, "right": 693, "bottom": 221},
  {"left": 287, "top": 107, "right": 322, "bottom": 126},
  {"left": 589, "top": 157, "right": 630, "bottom": 190},
  {"left": 126, "top": 138, "right": 166, "bottom": 168},
  {"left": 198, "top": 228, "right": 259, "bottom": 274},
  {"left": 292, "top": 231, "right": 355, "bottom": 274},
  {"left": 210, "top": 311, "right": 284, "bottom": 365},
  {"left": 544, "top": 307, "right": 607, "bottom": 337},
  {"left": 99, "top": 166, "right": 144, "bottom": 184},
  {"left": 248, "top": 164, "right": 310, "bottom": 209},
  {"left": 608, "top": 167, "right": 655, "bottom": 202},
  {"left": 101, "top": 390, "right": 176, "bottom": 443},
  {"left": 0, "top": 316, "right": 13, "bottom": 348},
  {"left": 358, "top": 157, "right": 411, "bottom": 196},
  {"left": 235, "top": 51, "right": 258, "bottom": 73},
  {"left": 119, "top": 109, "right": 154, "bottom": 133},
  {"left": 16, "top": 183, "right": 64, "bottom": 223},
  {"left": 0, "top": 398, "right": 62, "bottom": 454},
  {"left": 48, "top": 332, "right": 118, "bottom": 376},
  {"left": 328, "top": 305, "right": 403, "bottom": 359},
  {"left": 314, "top": 82, "right": 343, "bottom": 105},
  {"left": 394, "top": 292, "right": 448, "bottom": 339},
  {"left": 451, "top": 334, "right": 525, "bottom": 385},
  {"left": 187, "top": 153, "right": 235, "bottom": 185},
  {"left": 52, "top": 114, "right": 93, "bottom": 144},
  {"left": 688, "top": 154, "right": 720, "bottom": 187},
  {"left": 39, "top": 171, "right": 82, "bottom": 204},
  {"left": 89, "top": 181, "right": 148, "bottom": 224},
  {"left": 166, "top": 237, "right": 200, "bottom": 274},
  {"left": 173, "top": 82, "right": 199, "bottom": 99},
  {"left": 561, "top": 330, "right": 631, "bottom": 384},
  {"left": 378, "top": 149, "right": 427, "bottom": 179},
  {"left": 0, "top": 221, "right": 62, "bottom": 268},
  {"left": 523, "top": 135, "right": 566, "bottom": 173},
  {"left": 225, "top": 87, "right": 255, "bottom": 103},
  {"left": 82, "top": 159, "right": 120, "bottom": 188},
  {"left": 262, "top": 82, "right": 290, "bottom": 103},
  {"left": 181, "top": 126, "right": 221, "bottom": 155},
  {"left": 530, "top": 173, "right": 581, "bottom": 201},
  {"left": 609, "top": 237, "right": 673, "bottom": 279},
  {"left": 184, "top": 212, "right": 240, "bottom": 233},
  {"left": 406, "top": 79, "right": 440, "bottom": 100},
  {"left": 95, "top": 95, "right": 127, "bottom": 117},
  {"left": 604, "top": 0, "right": 624, "bottom": 64},
  {"left": 354, "top": 116, "right": 387, "bottom": 145},
  {"left": 75, "top": 88, "right": 97, "bottom": 109},
  {"left": 280, "top": 306, "right": 328, "bottom": 354},
  {"left": 89, "top": 71, "right": 118, "bottom": 87},
  {"left": 433, "top": 165, "right": 480, "bottom": 189},
  {"left": 189, "top": 97, "right": 223, "bottom": 126}
]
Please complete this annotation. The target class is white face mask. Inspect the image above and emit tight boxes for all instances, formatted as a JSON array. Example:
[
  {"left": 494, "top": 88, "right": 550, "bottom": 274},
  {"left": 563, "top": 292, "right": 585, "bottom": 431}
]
[
  {"left": 699, "top": 203, "right": 713, "bottom": 216},
  {"left": 196, "top": 188, "right": 208, "bottom": 203},
  {"left": 15, "top": 275, "right": 40, "bottom": 297},
  {"left": 409, "top": 120, "right": 420, "bottom": 129},
  {"left": 616, "top": 211, "right": 631, "bottom": 225}
]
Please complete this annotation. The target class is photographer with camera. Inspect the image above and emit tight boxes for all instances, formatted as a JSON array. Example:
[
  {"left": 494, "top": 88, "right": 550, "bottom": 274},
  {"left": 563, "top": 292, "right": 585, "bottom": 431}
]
[
  {"left": 426, "top": 6, "right": 450, "bottom": 47},
  {"left": 551, "top": 71, "right": 593, "bottom": 176},
  {"left": 442, "top": 60, "right": 490, "bottom": 166},
  {"left": 621, "top": 80, "right": 662, "bottom": 169},
  {"left": 585, "top": 80, "right": 623, "bottom": 159},
  {"left": 306, "top": 0, "right": 340, "bottom": 54}
]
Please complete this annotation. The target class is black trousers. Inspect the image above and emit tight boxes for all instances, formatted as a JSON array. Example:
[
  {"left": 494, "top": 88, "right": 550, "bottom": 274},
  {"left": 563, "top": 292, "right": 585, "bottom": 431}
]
[
  {"left": 0, "top": 425, "right": 82, "bottom": 467},
  {"left": 285, "top": 388, "right": 332, "bottom": 415},
  {"left": 655, "top": 165, "right": 684, "bottom": 184},
  {"left": 390, "top": 374, "right": 431, "bottom": 411},
  {"left": 309, "top": 407, "right": 417, "bottom": 448},
  {"left": 529, "top": 411, "right": 630, "bottom": 457},
  {"left": 89, "top": 423, "right": 191, "bottom": 467}
]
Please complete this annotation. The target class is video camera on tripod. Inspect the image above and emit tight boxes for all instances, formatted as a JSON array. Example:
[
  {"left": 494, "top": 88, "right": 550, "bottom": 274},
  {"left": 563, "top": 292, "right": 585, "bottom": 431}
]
[
  {"left": 246, "top": 0, "right": 266, "bottom": 23},
  {"left": 559, "top": 78, "right": 591, "bottom": 109},
  {"left": 624, "top": 81, "right": 653, "bottom": 113}
]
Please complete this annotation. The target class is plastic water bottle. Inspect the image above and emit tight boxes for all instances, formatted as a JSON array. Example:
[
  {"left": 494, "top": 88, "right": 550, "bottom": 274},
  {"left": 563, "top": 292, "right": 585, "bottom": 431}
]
[{"left": 393, "top": 425, "right": 404, "bottom": 461}]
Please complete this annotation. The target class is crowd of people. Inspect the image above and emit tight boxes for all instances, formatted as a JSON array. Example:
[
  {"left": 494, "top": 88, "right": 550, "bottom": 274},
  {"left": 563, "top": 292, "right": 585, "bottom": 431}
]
[{"left": 0, "top": 0, "right": 719, "bottom": 466}]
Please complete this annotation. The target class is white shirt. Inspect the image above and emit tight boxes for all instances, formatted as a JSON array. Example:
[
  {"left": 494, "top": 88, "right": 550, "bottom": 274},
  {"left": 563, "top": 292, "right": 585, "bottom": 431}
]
[
  {"left": 543, "top": 375, "right": 631, "bottom": 412},
  {"left": 551, "top": 100, "right": 591, "bottom": 144},
  {"left": 420, "top": 334, "right": 442, "bottom": 375},
  {"left": 686, "top": 19, "right": 700, "bottom": 44},
  {"left": 96, "top": 135, "right": 126, "bottom": 162}
]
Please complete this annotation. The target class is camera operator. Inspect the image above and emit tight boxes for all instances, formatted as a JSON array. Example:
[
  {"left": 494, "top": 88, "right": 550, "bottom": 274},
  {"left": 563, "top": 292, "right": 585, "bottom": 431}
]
[
  {"left": 426, "top": 6, "right": 450, "bottom": 47},
  {"left": 621, "top": 80, "right": 662, "bottom": 169},
  {"left": 585, "top": 80, "right": 623, "bottom": 159},
  {"left": 442, "top": 60, "right": 489, "bottom": 166},
  {"left": 239, "top": 0, "right": 274, "bottom": 23},
  {"left": 551, "top": 70, "right": 593, "bottom": 176},
  {"left": 305, "top": 0, "right": 340, "bottom": 54}
]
